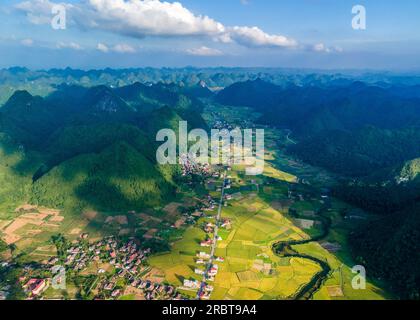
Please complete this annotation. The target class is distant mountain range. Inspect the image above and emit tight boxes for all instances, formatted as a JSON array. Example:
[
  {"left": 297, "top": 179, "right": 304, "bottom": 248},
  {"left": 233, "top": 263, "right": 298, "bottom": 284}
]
[{"left": 2, "top": 66, "right": 420, "bottom": 105}]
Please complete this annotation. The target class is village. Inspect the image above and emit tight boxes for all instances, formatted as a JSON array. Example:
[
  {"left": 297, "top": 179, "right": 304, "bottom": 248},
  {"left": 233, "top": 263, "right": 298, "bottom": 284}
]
[
  {"left": 1, "top": 235, "right": 185, "bottom": 300},
  {"left": 0, "top": 113, "right": 340, "bottom": 302},
  {"left": 182, "top": 165, "right": 233, "bottom": 300},
  {"left": 0, "top": 151, "right": 230, "bottom": 301}
]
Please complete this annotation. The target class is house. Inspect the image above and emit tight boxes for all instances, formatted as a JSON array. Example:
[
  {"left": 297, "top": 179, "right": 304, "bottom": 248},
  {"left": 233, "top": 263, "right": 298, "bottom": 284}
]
[
  {"left": 221, "top": 219, "right": 231, "bottom": 229},
  {"left": 111, "top": 289, "right": 120, "bottom": 297},
  {"left": 208, "top": 265, "right": 219, "bottom": 276},
  {"left": 204, "top": 285, "right": 214, "bottom": 292},
  {"left": 204, "top": 224, "right": 215, "bottom": 233},
  {"left": 197, "top": 252, "right": 211, "bottom": 259},
  {"left": 183, "top": 279, "right": 200, "bottom": 289},
  {"left": 195, "top": 268, "right": 205, "bottom": 275},
  {"left": 24, "top": 279, "right": 48, "bottom": 296},
  {"left": 200, "top": 239, "right": 212, "bottom": 247},
  {"left": 104, "top": 282, "right": 115, "bottom": 291}
]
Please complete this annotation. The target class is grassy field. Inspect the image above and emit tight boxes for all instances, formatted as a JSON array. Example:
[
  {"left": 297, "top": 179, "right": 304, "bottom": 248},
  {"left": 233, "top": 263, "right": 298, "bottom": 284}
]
[
  {"left": 211, "top": 195, "right": 321, "bottom": 300},
  {"left": 149, "top": 163, "right": 324, "bottom": 300},
  {"left": 149, "top": 123, "right": 389, "bottom": 300}
]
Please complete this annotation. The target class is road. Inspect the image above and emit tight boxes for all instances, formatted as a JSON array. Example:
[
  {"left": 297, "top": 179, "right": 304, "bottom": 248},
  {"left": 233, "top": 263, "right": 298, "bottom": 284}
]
[
  {"left": 197, "top": 169, "right": 227, "bottom": 299},
  {"left": 285, "top": 129, "right": 297, "bottom": 145}
]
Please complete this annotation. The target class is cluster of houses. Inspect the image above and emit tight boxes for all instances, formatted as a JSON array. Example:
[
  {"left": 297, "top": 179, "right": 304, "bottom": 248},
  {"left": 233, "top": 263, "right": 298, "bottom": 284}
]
[
  {"left": 180, "top": 154, "right": 211, "bottom": 177},
  {"left": 181, "top": 250, "right": 223, "bottom": 299},
  {"left": 211, "top": 119, "right": 233, "bottom": 131},
  {"left": 194, "top": 262, "right": 221, "bottom": 283},
  {"left": 1, "top": 262, "right": 52, "bottom": 299},
  {"left": 202, "top": 195, "right": 217, "bottom": 211},
  {"left": 22, "top": 278, "right": 48, "bottom": 298},
  {"left": 12, "top": 235, "right": 187, "bottom": 300},
  {"left": 182, "top": 277, "right": 214, "bottom": 299},
  {"left": 209, "top": 110, "right": 256, "bottom": 131},
  {"left": 17, "top": 265, "right": 51, "bottom": 299},
  {"left": 57, "top": 236, "right": 151, "bottom": 277},
  {"left": 182, "top": 253, "right": 221, "bottom": 299},
  {"left": 104, "top": 277, "right": 182, "bottom": 301}
]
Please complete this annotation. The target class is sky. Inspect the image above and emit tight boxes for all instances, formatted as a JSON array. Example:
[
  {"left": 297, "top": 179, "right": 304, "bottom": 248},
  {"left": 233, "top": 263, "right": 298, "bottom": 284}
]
[{"left": 0, "top": 0, "right": 420, "bottom": 70}]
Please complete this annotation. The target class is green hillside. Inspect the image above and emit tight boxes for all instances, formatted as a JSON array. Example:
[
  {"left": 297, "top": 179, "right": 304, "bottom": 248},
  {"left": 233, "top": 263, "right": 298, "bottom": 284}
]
[
  {"left": 333, "top": 158, "right": 420, "bottom": 214},
  {"left": 350, "top": 203, "right": 420, "bottom": 300},
  {"left": 289, "top": 126, "right": 420, "bottom": 177},
  {"left": 43, "top": 123, "right": 154, "bottom": 168},
  {"left": 31, "top": 141, "right": 175, "bottom": 211},
  {"left": 0, "top": 133, "right": 39, "bottom": 210},
  {"left": 0, "top": 82, "right": 207, "bottom": 212}
]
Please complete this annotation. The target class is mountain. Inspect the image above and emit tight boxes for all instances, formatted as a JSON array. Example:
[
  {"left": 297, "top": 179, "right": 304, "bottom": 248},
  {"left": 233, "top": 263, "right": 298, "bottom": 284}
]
[
  {"left": 350, "top": 202, "right": 420, "bottom": 299},
  {"left": 333, "top": 158, "right": 420, "bottom": 214},
  {"left": 333, "top": 158, "right": 420, "bottom": 299},
  {"left": 0, "top": 82, "right": 206, "bottom": 211},
  {"left": 216, "top": 79, "right": 420, "bottom": 177},
  {"left": 31, "top": 141, "right": 174, "bottom": 211},
  {"left": 44, "top": 123, "right": 153, "bottom": 167},
  {"left": 288, "top": 126, "right": 420, "bottom": 176},
  {"left": 215, "top": 79, "right": 420, "bottom": 136},
  {"left": 0, "top": 132, "right": 39, "bottom": 211},
  {"left": 0, "top": 91, "right": 63, "bottom": 148}
]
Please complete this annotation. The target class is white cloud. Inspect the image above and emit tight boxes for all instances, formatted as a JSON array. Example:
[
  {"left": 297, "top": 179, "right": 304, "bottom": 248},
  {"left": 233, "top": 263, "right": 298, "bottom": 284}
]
[
  {"left": 96, "top": 42, "right": 136, "bottom": 53},
  {"left": 313, "top": 43, "right": 328, "bottom": 52},
  {"left": 16, "top": 0, "right": 72, "bottom": 25},
  {"left": 21, "top": 38, "right": 34, "bottom": 46},
  {"left": 96, "top": 42, "right": 109, "bottom": 52},
  {"left": 186, "top": 46, "right": 223, "bottom": 56},
  {"left": 112, "top": 43, "right": 136, "bottom": 53},
  {"left": 312, "top": 43, "right": 343, "bottom": 53},
  {"left": 83, "top": 0, "right": 225, "bottom": 37},
  {"left": 15, "top": 0, "right": 299, "bottom": 49},
  {"left": 228, "top": 26, "right": 297, "bottom": 48},
  {"left": 56, "top": 41, "right": 83, "bottom": 50}
]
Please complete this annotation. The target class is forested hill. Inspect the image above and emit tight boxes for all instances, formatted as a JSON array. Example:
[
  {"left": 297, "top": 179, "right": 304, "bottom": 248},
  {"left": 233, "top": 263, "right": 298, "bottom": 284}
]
[
  {"left": 216, "top": 79, "right": 420, "bottom": 176},
  {"left": 333, "top": 158, "right": 420, "bottom": 214},
  {"left": 216, "top": 79, "right": 420, "bottom": 136},
  {"left": 288, "top": 126, "right": 420, "bottom": 177},
  {"left": 350, "top": 202, "right": 420, "bottom": 300},
  {"left": 0, "top": 82, "right": 206, "bottom": 212}
]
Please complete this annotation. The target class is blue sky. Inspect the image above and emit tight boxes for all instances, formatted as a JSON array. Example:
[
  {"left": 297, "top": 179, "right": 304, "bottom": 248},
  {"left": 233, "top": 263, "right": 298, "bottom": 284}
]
[{"left": 1, "top": 0, "right": 419, "bottom": 70}]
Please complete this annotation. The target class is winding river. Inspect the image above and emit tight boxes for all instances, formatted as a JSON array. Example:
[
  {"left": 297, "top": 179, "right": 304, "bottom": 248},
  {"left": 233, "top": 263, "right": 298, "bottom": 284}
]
[{"left": 272, "top": 200, "right": 333, "bottom": 300}]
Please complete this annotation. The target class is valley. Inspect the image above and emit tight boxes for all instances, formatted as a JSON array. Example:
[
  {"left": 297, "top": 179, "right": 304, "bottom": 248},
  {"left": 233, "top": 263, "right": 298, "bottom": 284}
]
[{"left": 0, "top": 69, "right": 418, "bottom": 300}]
